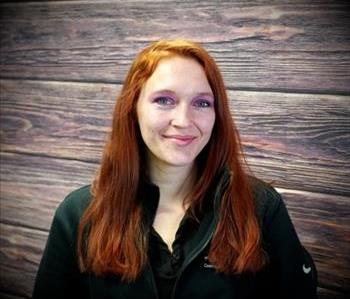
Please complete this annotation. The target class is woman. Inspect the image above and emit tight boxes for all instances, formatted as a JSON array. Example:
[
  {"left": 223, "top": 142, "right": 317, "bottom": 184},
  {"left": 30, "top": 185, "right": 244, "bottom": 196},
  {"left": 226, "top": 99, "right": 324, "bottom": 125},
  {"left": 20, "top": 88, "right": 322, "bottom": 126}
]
[{"left": 33, "top": 39, "right": 318, "bottom": 299}]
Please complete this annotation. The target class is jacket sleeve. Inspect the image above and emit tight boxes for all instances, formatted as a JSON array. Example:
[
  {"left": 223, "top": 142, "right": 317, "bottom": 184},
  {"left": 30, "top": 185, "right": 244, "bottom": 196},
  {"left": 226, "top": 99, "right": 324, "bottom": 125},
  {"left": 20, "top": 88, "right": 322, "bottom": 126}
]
[
  {"left": 262, "top": 187, "right": 318, "bottom": 299},
  {"left": 32, "top": 189, "right": 89, "bottom": 299}
]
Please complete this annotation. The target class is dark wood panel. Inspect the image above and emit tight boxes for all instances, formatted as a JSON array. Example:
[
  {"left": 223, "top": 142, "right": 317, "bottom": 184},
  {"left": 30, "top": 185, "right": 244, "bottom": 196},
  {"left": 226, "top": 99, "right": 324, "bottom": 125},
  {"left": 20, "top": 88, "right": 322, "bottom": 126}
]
[
  {"left": 231, "top": 90, "right": 350, "bottom": 196},
  {"left": 0, "top": 223, "right": 47, "bottom": 298},
  {"left": 317, "top": 287, "right": 347, "bottom": 299},
  {"left": 0, "top": 291, "right": 27, "bottom": 299},
  {"left": 0, "top": 152, "right": 96, "bottom": 229},
  {"left": 0, "top": 151, "right": 349, "bottom": 294},
  {"left": 0, "top": 1, "right": 349, "bottom": 93},
  {"left": 0, "top": 79, "right": 119, "bottom": 162},
  {"left": 1, "top": 79, "right": 349, "bottom": 196}
]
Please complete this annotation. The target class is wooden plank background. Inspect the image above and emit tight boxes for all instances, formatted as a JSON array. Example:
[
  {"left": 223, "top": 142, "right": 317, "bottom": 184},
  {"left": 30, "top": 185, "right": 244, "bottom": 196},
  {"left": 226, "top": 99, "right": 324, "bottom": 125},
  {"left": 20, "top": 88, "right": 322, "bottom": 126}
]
[{"left": 0, "top": 1, "right": 349, "bottom": 298}]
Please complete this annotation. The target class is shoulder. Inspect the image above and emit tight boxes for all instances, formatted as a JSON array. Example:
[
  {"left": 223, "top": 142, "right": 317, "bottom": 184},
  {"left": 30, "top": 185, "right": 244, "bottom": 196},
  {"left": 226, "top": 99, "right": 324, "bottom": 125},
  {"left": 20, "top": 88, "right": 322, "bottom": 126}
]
[
  {"left": 43, "top": 185, "right": 92, "bottom": 253},
  {"left": 249, "top": 177, "right": 283, "bottom": 227},
  {"left": 54, "top": 185, "right": 92, "bottom": 225}
]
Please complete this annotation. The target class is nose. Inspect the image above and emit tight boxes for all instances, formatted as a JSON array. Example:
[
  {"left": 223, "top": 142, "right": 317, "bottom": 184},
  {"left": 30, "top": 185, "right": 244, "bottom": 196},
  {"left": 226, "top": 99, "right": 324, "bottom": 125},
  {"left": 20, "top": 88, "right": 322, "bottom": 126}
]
[{"left": 170, "top": 103, "right": 192, "bottom": 128}]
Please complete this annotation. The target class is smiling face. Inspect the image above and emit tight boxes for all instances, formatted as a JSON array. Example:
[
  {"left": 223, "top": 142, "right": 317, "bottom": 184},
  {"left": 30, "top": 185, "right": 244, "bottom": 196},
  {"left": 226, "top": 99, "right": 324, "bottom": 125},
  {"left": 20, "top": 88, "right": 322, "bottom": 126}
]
[{"left": 136, "top": 55, "right": 216, "bottom": 169}]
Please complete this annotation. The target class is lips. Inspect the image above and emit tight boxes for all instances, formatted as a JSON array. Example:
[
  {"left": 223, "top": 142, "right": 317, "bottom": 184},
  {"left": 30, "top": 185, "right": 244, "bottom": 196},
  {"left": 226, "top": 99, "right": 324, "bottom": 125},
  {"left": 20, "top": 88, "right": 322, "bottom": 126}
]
[{"left": 163, "top": 135, "right": 196, "bottom": 145}]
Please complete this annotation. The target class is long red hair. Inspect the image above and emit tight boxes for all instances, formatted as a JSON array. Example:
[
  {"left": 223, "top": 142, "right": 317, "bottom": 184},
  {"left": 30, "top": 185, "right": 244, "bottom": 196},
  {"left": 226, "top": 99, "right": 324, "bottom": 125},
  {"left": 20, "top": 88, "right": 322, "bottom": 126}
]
[{"left": 77, "top": 39, "right": 266, "bottom": 281}]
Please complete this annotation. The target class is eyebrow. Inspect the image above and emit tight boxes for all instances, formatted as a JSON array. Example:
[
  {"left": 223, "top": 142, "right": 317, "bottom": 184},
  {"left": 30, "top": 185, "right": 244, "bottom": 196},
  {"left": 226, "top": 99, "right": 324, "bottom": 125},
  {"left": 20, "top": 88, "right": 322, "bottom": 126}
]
[
  {"left": 195, "top": 92, "right": 214, "bottom": 98},
  {"left": 151, "top": 89, "right": 214, "bottom": 98}
]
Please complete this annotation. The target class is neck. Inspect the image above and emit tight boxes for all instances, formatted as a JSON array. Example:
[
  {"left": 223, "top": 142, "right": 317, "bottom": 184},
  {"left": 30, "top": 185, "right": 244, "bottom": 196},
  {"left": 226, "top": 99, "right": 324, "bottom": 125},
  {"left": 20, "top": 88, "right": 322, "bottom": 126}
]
[{"left": 147, "top": 157, "right": 196, "bottom": 205}]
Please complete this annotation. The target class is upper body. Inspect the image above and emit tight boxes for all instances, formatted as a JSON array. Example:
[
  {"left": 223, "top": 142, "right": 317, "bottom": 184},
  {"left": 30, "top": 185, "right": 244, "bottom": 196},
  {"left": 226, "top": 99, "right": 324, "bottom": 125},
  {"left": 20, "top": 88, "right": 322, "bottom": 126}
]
[
  {"left": 33, "top": 39, "right": 318, "bottom": 298},
  {"left": 32, "top": 167, "right": 317, "bottom": 299}
]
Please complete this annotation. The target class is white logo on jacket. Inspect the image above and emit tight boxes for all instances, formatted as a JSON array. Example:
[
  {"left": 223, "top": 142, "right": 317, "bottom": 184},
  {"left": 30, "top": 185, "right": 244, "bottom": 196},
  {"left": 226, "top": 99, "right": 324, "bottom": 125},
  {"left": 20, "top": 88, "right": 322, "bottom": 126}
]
[
  {"left": 203, "top": 256, "right": 215, "bottom": 268},
  {"left": 303, "top": 264, "right": 311, "bottom": 274}
]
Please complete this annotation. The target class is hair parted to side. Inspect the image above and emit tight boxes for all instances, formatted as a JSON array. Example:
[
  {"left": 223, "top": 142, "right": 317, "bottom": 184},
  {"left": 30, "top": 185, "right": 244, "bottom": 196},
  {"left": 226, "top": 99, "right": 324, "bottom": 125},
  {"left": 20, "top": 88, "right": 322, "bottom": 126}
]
[{"left": 77, "top": 39, "right": 266, "bottom": 281}]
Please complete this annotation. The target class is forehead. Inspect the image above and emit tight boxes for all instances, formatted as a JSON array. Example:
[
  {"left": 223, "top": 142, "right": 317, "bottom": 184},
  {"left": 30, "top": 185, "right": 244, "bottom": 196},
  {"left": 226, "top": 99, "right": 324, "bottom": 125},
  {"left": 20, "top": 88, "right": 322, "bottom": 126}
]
[{"left": 142, "top": 56, "right": 212, "bottom": 95}]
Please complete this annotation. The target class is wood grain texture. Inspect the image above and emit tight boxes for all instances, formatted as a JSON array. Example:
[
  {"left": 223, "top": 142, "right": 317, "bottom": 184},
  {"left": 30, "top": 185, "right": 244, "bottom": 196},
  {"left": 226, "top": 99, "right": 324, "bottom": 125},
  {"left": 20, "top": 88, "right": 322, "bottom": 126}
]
[
  {"left": 0, "top": 223, "right": 47, "bottom": 298},
  {"left": 317, "top": 287, "right": 348, "bottom": 299},
  {"left": 1, "top": 1, "right": 349, "bottom": 93},
  {"left": 0, "top": 79, "right": 118, "bottom": 163},
  {"left": 1, "top": 79, "right": 349, "bottom": 196},
  {"left": 231, "top": 90, "right": 350, "bottom": 197},
  {"left": 0, "top": 292, "right": 27, "bottom": 299},
  {"left": 0, "top": 151, "right": 96, "bottom": 229}
]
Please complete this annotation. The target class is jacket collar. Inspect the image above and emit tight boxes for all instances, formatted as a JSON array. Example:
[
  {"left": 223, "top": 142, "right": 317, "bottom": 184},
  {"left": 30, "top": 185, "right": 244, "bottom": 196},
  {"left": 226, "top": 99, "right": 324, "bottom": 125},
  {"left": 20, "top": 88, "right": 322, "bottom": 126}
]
[{"left": 138, "top": 165, "right": 232, "bottom": 263}]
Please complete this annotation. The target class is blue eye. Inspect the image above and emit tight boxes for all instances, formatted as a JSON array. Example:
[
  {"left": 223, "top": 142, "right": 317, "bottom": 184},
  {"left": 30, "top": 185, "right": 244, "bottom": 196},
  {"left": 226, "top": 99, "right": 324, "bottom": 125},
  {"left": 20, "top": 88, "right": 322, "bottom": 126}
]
[
  {"left": 194, "top": 99, "right": 212, "bottom": 108},
  {"left": 154, "top": 96, "right": 174, "bottom": 106}
]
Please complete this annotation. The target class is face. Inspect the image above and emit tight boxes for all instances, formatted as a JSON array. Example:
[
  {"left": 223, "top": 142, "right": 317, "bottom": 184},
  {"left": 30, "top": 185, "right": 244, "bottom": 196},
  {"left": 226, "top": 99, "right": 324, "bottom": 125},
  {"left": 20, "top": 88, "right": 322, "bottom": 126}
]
[{"left": 136, "top": 56, "right": 216, "bottom": 169}]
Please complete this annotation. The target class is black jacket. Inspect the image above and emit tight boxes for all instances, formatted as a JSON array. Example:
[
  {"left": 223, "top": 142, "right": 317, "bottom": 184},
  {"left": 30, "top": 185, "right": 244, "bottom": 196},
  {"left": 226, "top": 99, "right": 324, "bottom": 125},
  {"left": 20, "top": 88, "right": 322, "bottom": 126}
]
[{"left": 32, "top": 169, "right": 318, "bottom": 298}]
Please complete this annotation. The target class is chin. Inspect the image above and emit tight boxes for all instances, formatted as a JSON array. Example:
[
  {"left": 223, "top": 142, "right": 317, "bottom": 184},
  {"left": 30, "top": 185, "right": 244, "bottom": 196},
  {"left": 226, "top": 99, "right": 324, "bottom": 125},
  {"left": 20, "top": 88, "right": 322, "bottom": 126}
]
[{"left": 163, "top": 157, "right": 196, "bottom": 167}]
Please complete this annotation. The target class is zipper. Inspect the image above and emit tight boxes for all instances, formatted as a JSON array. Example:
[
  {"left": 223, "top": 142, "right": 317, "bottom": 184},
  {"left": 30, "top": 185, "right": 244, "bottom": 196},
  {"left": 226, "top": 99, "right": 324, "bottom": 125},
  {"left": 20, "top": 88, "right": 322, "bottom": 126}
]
[
  {"left": 170, "top": 224, "right": 216, "bottom": 299},
  {"left": 170, "top": 169, "right": 231, "bottom": 299}
]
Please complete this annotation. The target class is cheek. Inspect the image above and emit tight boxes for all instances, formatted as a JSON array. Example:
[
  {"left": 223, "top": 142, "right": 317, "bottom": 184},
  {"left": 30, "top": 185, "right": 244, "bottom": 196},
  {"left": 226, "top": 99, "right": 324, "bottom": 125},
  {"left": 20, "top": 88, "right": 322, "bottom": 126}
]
[
  {"left": 138, "top": 111, "right": 166, "bottom": 135},
  {"left": 200, "top": 113, "right": 216, "bottom": 134}
]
